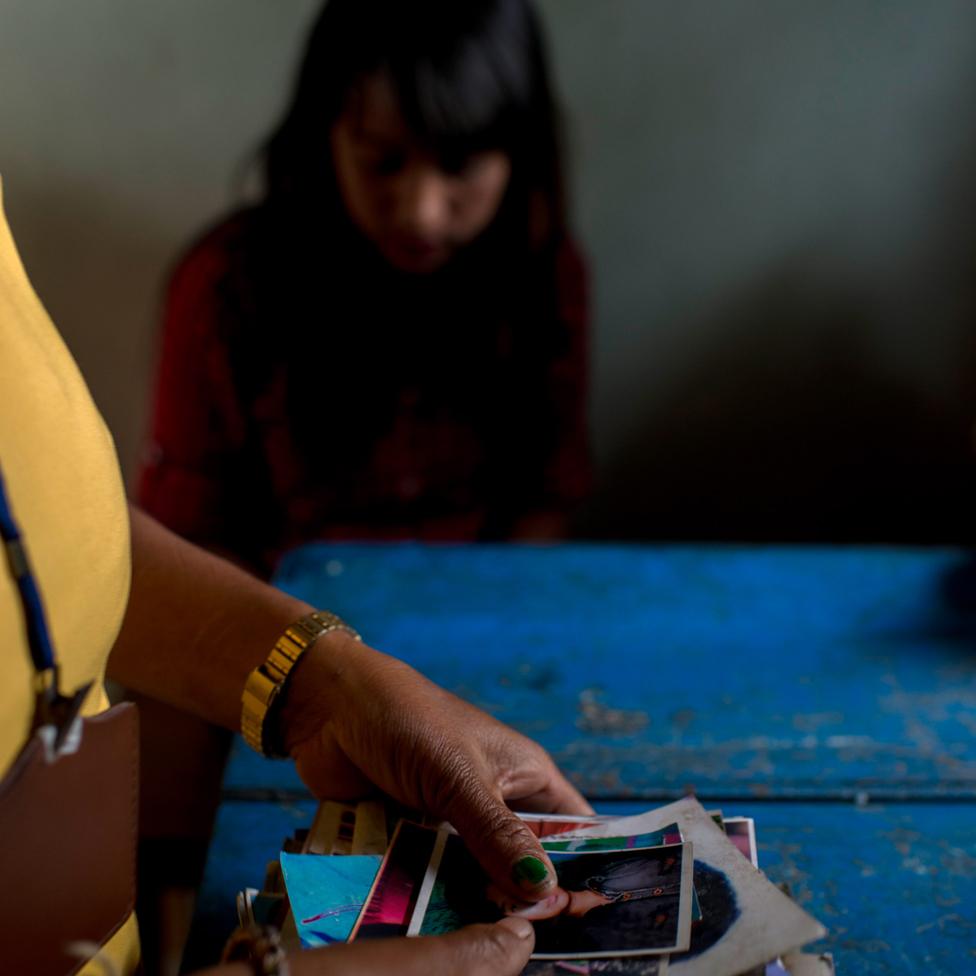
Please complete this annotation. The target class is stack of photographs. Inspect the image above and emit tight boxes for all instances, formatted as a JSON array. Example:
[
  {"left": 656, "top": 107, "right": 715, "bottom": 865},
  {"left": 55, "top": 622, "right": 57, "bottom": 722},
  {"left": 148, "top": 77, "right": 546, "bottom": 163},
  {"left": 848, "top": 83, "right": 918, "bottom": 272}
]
[{"left": 254, "top": 796, "right": 835, "bottom": 976}]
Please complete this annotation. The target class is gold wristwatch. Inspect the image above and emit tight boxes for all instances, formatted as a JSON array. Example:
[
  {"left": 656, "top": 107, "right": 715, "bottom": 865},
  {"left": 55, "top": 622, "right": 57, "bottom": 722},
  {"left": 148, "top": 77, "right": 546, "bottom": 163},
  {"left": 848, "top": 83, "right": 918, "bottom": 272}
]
[{"left": 241, "top": 609, "right": 361, "bottom": 758}]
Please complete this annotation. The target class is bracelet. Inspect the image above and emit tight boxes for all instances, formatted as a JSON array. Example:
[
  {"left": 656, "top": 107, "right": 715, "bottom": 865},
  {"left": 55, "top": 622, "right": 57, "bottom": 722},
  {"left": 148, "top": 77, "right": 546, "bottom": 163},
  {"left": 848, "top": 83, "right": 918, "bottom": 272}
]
[
  {"left": 221, "top": 924, "right": 289, "bottom": 975},
  {"left": 241, "top": 610, "right": 361, "bottom": 758}
]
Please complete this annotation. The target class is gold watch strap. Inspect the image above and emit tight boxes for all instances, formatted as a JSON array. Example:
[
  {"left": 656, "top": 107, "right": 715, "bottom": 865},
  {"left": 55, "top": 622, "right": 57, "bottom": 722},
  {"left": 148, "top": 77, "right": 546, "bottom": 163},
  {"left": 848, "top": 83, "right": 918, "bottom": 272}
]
[{"left": 241, "top": 610, "right": 361, "bottom": 758}]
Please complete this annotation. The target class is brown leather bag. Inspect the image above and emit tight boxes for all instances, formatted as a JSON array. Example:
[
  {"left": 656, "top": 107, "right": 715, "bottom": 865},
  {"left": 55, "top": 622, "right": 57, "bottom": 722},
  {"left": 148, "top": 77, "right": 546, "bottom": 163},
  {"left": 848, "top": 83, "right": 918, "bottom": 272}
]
[{"left": 0, "top": 701, "right": 139, "bottom": 975}]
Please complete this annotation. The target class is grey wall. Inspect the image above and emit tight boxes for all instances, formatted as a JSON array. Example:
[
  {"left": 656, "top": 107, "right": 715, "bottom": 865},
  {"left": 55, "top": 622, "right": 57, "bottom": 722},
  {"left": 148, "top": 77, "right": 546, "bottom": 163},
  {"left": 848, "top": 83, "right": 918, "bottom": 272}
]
[
  {"left": 3, "top": 1, "right": 976, "bottom": 541},
  {"left": 0, "top": 0, "right": 321, "bottom": 477},
  {"left": 538, "top": 0, "right": 976, "bottom": 540}
]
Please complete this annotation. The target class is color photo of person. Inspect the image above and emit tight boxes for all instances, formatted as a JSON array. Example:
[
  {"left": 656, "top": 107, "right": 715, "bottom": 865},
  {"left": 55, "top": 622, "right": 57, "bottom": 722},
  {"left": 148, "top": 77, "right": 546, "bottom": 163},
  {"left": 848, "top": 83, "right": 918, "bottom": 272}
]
[
  {"left": 531, "top": 847, "right": 691, "bottom": 958},
  {"left": 418, "top": 836, "right": 692, "bottom": 958}
]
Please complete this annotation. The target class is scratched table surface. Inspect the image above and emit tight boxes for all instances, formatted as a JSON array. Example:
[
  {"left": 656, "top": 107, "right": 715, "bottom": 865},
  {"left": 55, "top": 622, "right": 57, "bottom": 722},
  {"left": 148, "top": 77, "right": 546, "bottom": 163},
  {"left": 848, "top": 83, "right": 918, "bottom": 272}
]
[{"left": 193, "top": 544, "right": 976, "bottom": 974}]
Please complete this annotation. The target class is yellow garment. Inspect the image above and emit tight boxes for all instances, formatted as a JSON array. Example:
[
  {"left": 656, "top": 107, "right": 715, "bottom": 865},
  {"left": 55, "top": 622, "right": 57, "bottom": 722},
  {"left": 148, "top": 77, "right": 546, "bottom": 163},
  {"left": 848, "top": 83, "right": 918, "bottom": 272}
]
[{"left": 0, "top": 178, "right": 138, "bottom": 973}]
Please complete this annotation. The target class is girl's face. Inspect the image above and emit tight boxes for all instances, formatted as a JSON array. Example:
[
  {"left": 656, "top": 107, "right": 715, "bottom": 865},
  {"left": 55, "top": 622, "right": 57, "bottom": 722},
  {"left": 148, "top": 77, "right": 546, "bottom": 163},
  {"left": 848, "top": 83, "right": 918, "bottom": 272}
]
[{"left": 330, "top": 73, "right": 512, "bottom": 274}]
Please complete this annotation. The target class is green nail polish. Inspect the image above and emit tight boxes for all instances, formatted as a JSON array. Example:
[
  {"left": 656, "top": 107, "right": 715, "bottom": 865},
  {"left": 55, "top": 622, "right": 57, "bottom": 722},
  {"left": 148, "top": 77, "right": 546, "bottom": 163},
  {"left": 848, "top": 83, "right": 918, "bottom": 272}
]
[{"left": 513, "top": 855, "right": 550, "bottom": 889}]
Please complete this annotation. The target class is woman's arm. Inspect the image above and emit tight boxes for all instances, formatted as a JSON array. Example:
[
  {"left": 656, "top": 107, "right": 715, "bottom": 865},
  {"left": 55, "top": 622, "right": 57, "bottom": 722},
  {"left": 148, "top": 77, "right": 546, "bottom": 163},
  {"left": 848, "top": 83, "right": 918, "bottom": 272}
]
[
  {"left": 108, "top": 508, "right": 305, "bottom": 731},
  {"left": 109, "top": 509, "right": 591, "bottom": 906}
]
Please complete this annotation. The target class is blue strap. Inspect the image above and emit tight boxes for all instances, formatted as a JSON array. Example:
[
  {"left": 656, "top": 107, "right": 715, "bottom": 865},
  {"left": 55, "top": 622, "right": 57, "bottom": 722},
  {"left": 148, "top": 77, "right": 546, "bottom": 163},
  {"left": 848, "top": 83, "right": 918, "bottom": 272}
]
[{"left": 0, "top": 465, "right": 58, "bottom": 675}]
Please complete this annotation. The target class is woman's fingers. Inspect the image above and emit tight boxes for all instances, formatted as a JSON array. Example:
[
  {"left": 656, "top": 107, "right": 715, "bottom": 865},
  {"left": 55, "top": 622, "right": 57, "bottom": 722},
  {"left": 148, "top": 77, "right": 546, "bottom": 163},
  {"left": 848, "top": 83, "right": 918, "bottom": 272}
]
[
  {"left": 289, "top": 651, "right": 595, "bottom": 908},
  {"left": 288, "top": 919, "right": 534, "bottom": 976},
  {"left": 437, "top": 768, "right": 567, "bottom": 903},
  {"left": 488, "top": 727, "right": 594, "bottom": 818},
  {"left": 502, "top": 768, "right": 595, "bottom": 817}
]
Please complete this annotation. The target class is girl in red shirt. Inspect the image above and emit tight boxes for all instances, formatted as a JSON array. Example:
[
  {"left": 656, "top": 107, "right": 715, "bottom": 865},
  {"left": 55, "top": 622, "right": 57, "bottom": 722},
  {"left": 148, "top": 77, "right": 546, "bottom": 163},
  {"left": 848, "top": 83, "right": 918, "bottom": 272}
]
[{"left": 139, "top": 0, "right": 590, "bottom": 576}]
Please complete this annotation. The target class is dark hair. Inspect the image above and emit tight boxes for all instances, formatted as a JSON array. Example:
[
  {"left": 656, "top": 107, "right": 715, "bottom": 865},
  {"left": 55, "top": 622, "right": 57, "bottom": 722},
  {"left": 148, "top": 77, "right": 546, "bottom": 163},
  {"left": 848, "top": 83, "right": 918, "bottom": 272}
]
[
  {"left": 263, "top": 0, "right": 565, "bottom": 242},
  {"left": 217, "top": 0, "right": 574, "bottom": 527}
]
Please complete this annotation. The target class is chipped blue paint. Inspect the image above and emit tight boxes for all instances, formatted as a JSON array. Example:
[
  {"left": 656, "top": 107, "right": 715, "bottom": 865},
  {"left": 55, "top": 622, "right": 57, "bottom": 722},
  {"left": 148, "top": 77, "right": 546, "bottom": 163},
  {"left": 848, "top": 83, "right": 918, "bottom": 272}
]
[
  {"left": 204, "top": 545, "right": 976, "bottom": 975},
  {"left": 226, "top": 543, "right": 976, "bottom": 799}
]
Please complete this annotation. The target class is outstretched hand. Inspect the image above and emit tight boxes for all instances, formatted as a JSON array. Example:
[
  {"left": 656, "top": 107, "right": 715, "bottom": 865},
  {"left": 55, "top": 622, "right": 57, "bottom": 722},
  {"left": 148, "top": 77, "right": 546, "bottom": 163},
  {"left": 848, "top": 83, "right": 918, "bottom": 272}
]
[{"left": 280, "top": 633, "right": 593, "bottom": 905}]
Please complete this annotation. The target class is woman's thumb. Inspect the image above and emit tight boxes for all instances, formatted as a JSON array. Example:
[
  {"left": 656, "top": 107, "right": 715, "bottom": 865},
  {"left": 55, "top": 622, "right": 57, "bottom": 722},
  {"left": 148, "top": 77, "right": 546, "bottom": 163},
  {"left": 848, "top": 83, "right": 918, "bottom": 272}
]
[
  {"left": 444, "top": 786, "right": 559, "bottom": 903},
  {"left": 441, "top": 918, "right": 536, "bottom": 975}
]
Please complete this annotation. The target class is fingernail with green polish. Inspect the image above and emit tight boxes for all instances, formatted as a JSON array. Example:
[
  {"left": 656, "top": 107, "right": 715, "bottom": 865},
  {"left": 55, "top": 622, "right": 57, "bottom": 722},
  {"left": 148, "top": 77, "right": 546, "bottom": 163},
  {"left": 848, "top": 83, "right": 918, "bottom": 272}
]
[{"left": 513, "top": 855, "right": 550, "bottom": 890}]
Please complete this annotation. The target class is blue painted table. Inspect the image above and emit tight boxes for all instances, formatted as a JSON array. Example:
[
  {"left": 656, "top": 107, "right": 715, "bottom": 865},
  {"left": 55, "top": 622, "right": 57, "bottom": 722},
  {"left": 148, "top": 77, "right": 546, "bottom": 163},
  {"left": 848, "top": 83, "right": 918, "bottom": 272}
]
[{"left": 196, "top": 544, "right": 976, "bottom": 974}]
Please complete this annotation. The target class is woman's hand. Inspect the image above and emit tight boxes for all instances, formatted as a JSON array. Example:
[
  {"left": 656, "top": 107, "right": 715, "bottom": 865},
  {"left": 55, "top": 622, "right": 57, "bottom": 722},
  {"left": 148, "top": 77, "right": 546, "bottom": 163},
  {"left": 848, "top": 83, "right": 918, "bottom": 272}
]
[
  {"left": 198, "top": 918, "right": 535, "bottom": 976},
  {"left": 280, "top": 633, "right": 593, "bottom": 904},
  {"left": 296, "top": 918, "right": 535, "bottom": 976}
]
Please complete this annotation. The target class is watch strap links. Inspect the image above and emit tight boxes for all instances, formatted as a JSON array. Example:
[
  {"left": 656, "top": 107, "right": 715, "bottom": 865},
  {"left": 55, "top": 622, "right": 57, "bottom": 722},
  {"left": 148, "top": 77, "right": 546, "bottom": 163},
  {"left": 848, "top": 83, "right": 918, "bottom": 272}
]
[{"left": 241, "top": 609, "right": 360, "bottom": 758}]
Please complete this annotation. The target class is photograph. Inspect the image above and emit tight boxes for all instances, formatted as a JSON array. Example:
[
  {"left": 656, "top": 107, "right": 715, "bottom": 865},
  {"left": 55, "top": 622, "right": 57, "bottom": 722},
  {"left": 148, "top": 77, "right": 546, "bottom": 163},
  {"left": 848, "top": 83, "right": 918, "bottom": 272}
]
[
  {"left": 413, "top": 833, "right": 693, "bottom": 958},
  {"left": 533, "top": 847, "right": 693, "bottom": 958},
  {"left": 721, "top": 818, "right": 758, "bottom": 868},
  {"left": 568, "top": 798, "right": 825, "bottom": 976},
  {"left": 279, "top": 852, "right": 381, "bottom": 948},
  {"left": 541, "top": 827, "right": 682, "bottom": 853},
  {"left": 519, "top": 812, "right": 615, "bottom": 838},
  {"left": 349, "top": 820, "right": 439, "bottom": 940}
]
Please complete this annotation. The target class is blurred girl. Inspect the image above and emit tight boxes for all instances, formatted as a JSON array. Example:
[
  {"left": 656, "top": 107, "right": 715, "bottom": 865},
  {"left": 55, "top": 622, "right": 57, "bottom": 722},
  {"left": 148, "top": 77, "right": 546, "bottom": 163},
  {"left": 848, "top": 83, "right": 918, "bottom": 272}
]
[{"left": 139, "top": 0, "right": 589, "bottom": 575}]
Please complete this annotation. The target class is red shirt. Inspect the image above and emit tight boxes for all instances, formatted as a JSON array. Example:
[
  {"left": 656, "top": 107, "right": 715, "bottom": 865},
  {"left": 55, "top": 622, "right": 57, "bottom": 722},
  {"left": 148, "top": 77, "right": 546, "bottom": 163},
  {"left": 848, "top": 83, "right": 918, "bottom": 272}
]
[{"left": 138, "top": 213, "right": 590, "bottom": 576}]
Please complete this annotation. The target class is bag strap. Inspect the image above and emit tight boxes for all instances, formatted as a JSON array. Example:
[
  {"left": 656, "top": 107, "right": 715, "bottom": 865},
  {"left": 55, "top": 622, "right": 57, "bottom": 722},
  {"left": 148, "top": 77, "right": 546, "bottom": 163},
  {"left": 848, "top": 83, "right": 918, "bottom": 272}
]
[
  {"left": 0, "top": 463, "right": 91, "bottom": 749},
  {"left": 0, "top": 465, "right": 57, "bottom": 676}
]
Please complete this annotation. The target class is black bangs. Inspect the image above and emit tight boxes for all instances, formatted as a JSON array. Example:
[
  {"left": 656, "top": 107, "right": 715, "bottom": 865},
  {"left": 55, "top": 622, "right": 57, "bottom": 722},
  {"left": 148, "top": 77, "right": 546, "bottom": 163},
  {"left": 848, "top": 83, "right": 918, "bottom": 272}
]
[
  {"left": 265, "top": 0, "right": 563, "bottom": 232},
  {"left": 387, "top": 1, "right": 536, "bottom": 157}
]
